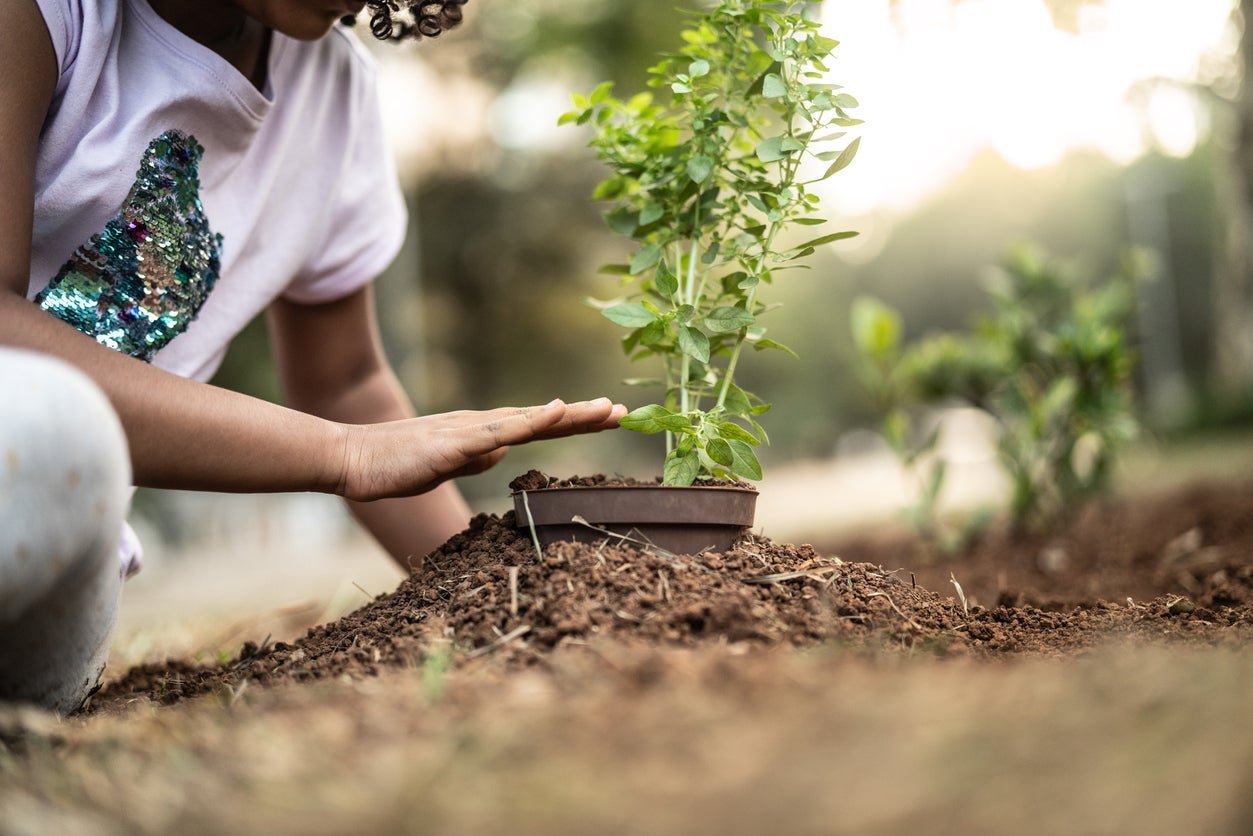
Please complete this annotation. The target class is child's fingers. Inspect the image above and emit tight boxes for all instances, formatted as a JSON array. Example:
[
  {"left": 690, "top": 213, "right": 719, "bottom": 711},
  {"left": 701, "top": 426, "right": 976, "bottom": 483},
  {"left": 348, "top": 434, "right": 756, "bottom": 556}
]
[
  {"left": 448, "top": 398, "right": 623, "bottom": 441},
  {"left": 532, "top": 401, "right": 627, "bottom": 439},
  {"left": 451, "top": 396, "right": 627, "bottom": 457},
  {"left": 453, "top": 400, "right": 569, "bottom": 457}
]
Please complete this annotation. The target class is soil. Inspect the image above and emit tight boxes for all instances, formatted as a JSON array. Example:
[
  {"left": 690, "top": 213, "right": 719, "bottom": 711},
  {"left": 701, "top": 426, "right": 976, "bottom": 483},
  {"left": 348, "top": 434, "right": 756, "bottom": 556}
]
[
  {"left": 829, "top": 478, "right": 1253, "bottom": 611},
  {"left": 89, "top": 475, "right": 1253, "bottom": 712}
]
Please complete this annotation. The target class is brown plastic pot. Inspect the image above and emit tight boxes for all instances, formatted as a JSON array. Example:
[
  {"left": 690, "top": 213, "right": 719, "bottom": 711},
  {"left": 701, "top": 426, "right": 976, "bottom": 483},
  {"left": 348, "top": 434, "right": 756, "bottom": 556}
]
[{"left": 511, "top": 484, "right": 758, "bottom": 555}]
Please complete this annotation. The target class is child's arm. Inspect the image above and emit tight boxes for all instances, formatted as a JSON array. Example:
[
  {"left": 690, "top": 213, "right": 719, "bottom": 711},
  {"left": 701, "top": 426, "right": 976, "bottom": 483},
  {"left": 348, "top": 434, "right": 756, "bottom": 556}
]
[
  {"left": 0, "top": 0, "right": 623, "bottom": 508},
  {"left": 267, "top": 287, "right": 620, "bottom": 568}
]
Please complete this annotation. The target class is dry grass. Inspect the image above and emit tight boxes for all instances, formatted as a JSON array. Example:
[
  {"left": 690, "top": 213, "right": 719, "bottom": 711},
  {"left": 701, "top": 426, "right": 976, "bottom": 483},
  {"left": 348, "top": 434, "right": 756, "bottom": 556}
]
[{"left": 3, "top": 641, "right": 1251, "bottom": 835}]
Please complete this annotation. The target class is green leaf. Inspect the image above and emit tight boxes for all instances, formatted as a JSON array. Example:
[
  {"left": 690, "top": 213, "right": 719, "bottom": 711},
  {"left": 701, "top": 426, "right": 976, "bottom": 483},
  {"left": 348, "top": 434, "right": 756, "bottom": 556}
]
[
  {"left": 727, "top": 440, "right": 763, "bottom": 480},
  {"left": 663, "top": 448, "right": 700, "bottom": 486},
  {"left": 792, "top": 230, "right": 859, "bottom": 250},
  {"left": 687, "top": 155, "right": 714, "bottom": 184},
  {"left": 602, "top": 303, "right": 656, "bottom": 328},
  {"left": 748, "top": 416, "right": 770, "bottom": 446},
  {"left": 850, "top": 296, "right": 901, "bottom": 360},
  {"left": 638, "top": 319, "right": 667, "bottom": 347},
  {"left": 723, "top": 383, "right": 752, "bottom": 415},
  {"left": 655, "top": 263, "right": 679, "bottom": 299},
  {"left": 883, "top": 408, "right": 909, "bottom": 454},
  {"left": 762, "top": 73, "right": 787, "bottom": 98},
  {"left": 811, "top": 35, "right": 839, "bottom": 53},
  {"left": 604, "top": 208, "right": 637, "bottom": 235},
  {"left": 620, "top": 404, "right": 690, "bottom": 434},
  {"left": 688, "top": 59, "right": 711, "bottom": 78},
  {"left": 755, "top": 136, "right": 787, "bottom": 162},
  {"left": 592, "top": 176, "right": 627, "bottom": 201},
  {"left": 707, "top": 438, "right": 734, "bottom": 467},
  {"left": 821, "top": 137, "right": 861, "bottom": 179},
  {"left": 718, "top": 421, "right": 761, "bottom": 446},
  {"left": 630, "top": 243, "right": 662, "bottom": 275},
  {"left": 639, "top": 203, "right": 664, "bottom": 226},
  {"left": 1042, "top": 377, "right": 1078, "bottom": 423},
  {"left": 679, "top": 325, "right": 710, "bottom": 363},
  {"left": 834, "top": 93, "right": 859, "bottom": 109},
  {"left": 589, "top": 81, "right": 614, "bottom": 105},
  {"left": 781, "top": 247, "right": 816, "bottom": 261},
  {"left": 751, "top": 337, "right": 799, "bottom": 358},
  {"left": 794, "top": 217, "right": 828, "bottom": 225},
  {"left": 705, "top": 306, "right": 755, "bottom": 333},
  {"left": 596, "top": 263, "right": 631, "bottom": 275}
]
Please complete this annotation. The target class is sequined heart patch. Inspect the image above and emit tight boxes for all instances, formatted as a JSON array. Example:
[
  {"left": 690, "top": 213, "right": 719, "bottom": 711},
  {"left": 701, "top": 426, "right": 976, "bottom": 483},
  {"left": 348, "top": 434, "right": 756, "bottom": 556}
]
[{"left": 37, "top": 130, "right": 224, "bottom": 361}]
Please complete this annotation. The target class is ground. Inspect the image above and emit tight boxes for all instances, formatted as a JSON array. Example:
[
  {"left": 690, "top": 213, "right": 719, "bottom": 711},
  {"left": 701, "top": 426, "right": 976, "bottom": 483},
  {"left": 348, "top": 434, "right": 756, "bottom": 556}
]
[{"left": 1, "top": 443, "right": 1251, "bottom": 835}]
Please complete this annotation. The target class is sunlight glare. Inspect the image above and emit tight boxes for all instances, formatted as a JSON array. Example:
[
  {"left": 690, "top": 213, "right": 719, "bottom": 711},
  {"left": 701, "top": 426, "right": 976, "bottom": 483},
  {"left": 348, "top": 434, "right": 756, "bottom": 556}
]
[
  {"left": 819, "top": 0, "right": 1233, "bottom": 215},
  {"left": 1147, "top": 84, "right": 1204, "bottom": 158}
]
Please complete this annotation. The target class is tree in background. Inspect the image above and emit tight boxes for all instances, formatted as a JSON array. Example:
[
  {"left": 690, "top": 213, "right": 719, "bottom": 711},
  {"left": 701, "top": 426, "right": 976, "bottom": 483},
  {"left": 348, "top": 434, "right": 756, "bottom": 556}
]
[{"left": 1046, "top": 0, "right": 1253, "bottom": 404}]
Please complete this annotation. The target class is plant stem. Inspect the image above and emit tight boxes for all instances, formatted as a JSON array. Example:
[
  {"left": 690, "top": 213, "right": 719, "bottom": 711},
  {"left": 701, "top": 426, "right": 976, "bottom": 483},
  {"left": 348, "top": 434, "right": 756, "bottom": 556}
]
[{"left": 714, "top": 215, "right": 782, "bottom": 411}]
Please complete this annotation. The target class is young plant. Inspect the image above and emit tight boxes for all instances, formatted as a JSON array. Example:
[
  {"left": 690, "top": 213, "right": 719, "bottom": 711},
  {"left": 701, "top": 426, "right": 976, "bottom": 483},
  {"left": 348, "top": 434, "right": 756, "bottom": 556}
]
[
  {"left": 852, "top": 295, "right": 993, "bottom": 552},
  {"left": 562, "top": 0, "right": 860, "bottom": 485},
  {"left": 851, "top": 296, "right": 950, "bottom": 544},
  {"left": 854, "top": 247, "right": 1144, "bottom": 535}
]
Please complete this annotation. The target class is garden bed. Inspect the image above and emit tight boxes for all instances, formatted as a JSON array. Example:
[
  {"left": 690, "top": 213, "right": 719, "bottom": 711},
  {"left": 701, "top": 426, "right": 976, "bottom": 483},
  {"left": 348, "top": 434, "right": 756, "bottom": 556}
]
[{"left": 90, "top": 475, "right": 1253, "bottom": 711}]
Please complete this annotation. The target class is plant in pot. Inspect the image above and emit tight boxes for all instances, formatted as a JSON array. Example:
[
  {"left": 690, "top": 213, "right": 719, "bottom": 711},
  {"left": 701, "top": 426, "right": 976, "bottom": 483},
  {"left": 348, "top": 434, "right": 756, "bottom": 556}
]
[{"left": 513, "top": 0, "right": 860, "bottom": 554}]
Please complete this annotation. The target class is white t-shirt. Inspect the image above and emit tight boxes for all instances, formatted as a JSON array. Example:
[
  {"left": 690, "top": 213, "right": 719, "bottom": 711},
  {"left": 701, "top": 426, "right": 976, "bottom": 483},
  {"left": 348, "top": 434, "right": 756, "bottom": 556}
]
[
  {"left": 28, "top": 0, "right": 409, "bottom": 578},
  {"left": 29, "top": 0, "right": 407, "bottom": 382}
]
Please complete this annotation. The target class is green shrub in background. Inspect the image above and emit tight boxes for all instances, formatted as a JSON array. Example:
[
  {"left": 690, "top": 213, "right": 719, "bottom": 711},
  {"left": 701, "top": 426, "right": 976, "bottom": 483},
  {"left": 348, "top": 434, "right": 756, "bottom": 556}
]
[{"left": 854, "top": 247, "right": 1144, "bottom": 538}]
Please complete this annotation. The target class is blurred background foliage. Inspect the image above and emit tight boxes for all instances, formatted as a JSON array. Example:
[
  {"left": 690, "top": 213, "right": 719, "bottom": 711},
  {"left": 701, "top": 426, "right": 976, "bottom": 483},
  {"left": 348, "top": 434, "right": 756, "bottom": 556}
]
[{"left": 210, "top": 0, "right": 1253, "bottom": 506}]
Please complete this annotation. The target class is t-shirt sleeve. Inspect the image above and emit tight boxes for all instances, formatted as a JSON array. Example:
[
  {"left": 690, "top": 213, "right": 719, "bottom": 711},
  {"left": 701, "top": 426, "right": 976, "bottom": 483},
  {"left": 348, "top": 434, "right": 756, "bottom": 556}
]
[
  {"left": 282, "top": 43, "right": 408, "bottom": 306},
  {"left": 32, "top": 0, "right": 82, "bottom": 82}
]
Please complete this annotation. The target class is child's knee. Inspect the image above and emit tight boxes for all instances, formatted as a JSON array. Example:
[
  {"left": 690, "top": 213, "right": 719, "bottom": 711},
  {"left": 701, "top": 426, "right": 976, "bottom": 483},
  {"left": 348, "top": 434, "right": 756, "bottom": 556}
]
[{"left": 0, "top": 348, "right": 130, "bottom": 621}]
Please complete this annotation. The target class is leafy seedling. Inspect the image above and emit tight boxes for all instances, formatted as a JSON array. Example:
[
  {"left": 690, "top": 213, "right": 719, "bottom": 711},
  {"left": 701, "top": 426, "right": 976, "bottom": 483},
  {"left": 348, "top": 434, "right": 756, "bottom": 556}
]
[{"left": 564, "top": 0, "right": 860, "bottom": 484}]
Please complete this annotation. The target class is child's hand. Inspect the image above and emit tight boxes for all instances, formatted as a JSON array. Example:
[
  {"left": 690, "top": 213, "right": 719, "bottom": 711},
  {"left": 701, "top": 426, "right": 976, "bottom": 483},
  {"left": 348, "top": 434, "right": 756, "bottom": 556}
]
[{"left": 334, "top": 398, "right": 626, "bottom": 501}]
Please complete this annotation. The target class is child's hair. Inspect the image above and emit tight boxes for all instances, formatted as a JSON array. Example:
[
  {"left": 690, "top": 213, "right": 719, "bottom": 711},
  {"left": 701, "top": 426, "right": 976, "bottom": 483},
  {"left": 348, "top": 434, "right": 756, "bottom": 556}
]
[{"left": 344, "top": 0, "right": 470, "bottom": 42}]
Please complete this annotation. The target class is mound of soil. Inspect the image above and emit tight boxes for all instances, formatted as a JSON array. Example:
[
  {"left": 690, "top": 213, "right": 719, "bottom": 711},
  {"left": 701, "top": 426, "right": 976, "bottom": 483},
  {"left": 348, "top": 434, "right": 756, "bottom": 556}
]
[{"left": 92, "top": 477, "right": 1253, "bottom": 712}]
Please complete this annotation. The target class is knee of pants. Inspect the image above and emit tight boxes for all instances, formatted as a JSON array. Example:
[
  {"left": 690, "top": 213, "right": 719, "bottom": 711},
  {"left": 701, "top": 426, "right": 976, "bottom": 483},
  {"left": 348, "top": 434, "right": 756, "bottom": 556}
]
[{"left": 0, "top": 347, "right": 131, "bottom": 622}]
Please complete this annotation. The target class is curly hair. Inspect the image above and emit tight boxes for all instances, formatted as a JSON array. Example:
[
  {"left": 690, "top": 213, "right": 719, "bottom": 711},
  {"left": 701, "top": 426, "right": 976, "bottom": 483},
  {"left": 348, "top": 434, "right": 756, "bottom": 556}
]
[{"left": 342, "top": 0, "right": 470, "bottom": 43}]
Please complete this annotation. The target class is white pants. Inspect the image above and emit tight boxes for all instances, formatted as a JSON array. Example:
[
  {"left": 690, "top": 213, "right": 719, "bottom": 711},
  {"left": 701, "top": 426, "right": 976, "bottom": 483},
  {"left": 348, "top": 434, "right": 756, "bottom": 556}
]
[{"left": 0, "top": 347, "right": 130, "bottom": 714}]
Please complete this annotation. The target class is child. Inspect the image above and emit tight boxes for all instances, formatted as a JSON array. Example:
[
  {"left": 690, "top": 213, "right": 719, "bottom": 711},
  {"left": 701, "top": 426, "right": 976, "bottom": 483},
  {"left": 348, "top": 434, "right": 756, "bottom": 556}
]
[{"left": 0, "top": 0, "right": 626, "bottom": 713}]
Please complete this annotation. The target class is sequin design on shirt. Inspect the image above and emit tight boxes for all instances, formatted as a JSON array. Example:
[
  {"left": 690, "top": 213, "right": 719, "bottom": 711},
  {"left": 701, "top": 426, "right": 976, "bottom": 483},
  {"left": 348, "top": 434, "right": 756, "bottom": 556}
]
[{"left": 36, "top": 130, "right": 223, "bottom": 362}]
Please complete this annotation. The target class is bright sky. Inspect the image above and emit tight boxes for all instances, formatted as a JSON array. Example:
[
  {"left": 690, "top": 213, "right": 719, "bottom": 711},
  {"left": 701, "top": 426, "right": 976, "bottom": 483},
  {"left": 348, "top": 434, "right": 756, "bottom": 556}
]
[
  {"left": 376, "top": 0, "right": 1237, "bottom": 215},
  {"left": 820, "top": 0, "right": 1235, "bottom": 214}
]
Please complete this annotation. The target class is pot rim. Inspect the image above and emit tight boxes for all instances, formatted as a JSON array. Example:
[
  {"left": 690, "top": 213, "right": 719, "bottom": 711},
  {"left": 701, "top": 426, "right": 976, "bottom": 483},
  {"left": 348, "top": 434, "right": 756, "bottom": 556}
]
[{"left": 510, "top": 483, "right": 759, "bottom": 496}]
